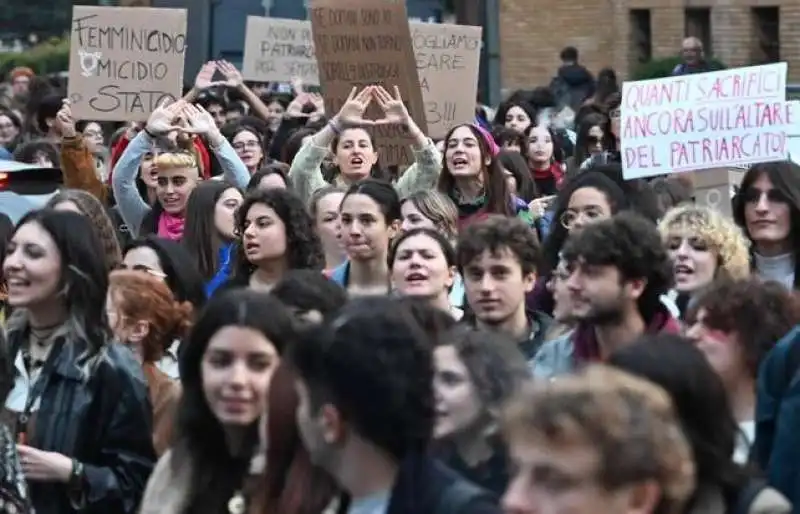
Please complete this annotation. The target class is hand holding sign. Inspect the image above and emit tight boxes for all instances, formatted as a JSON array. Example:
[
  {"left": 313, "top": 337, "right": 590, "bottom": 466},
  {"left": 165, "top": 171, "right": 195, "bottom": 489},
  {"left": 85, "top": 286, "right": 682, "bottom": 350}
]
[{"left": 55, "top": 100, "right": 77, "bottom": 139}]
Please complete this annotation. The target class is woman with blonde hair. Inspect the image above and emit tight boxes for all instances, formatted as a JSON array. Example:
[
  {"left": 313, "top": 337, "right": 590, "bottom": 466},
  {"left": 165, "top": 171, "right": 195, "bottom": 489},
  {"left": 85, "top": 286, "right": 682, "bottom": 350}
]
[
  {"left": 400, "top": 190, "right": 464, "bottom": 306},
  {"left": 107, "top": 269, "right": 194, "bottom": 455},
  {"left": 659, "top": 204, "right": 751, "bottom": 318},
  {"left": 112, "top": 100, "right": 250, "bottom": 240}
]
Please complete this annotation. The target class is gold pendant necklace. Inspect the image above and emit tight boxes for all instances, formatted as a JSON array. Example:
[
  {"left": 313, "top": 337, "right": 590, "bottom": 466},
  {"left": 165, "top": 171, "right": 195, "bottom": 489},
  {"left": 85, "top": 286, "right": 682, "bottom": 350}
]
[{"left": 227, "top": 491, "right": 245, "bottom": 514}]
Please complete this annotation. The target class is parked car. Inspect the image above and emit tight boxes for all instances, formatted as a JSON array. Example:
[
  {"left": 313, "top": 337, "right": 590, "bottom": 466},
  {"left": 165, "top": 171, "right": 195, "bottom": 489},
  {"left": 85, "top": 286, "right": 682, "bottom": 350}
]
[{"left": 0, "top": 161, "right": 62, "bottom": 223}]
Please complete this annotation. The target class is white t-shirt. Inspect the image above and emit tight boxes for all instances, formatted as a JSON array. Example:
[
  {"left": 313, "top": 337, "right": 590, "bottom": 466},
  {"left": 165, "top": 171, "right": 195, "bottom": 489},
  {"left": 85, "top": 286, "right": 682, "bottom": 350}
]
[{"left": 734, "top": 420, "right": 755, "bottom": 464}]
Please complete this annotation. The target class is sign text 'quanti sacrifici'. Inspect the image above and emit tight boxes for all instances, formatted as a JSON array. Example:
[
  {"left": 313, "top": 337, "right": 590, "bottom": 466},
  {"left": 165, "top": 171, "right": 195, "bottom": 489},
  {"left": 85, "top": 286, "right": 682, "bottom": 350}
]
[{"left": 620, "top": 63, "right": 795, "bottom": 179}]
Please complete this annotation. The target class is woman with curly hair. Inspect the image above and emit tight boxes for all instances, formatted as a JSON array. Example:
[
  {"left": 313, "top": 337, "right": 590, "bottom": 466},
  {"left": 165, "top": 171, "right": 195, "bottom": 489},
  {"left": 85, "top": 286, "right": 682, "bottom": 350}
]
[
  {"left": 46, "top": 189, "right": 123, "bottom": 271},
  {"left": 107, "top": 269, "right": 194, "bottom": 455},
  {"left": 432, "top": 326, "right": 529, "bottom": 499},
  {"left": 226, "top": 188, "right": 324, "bottom": 292},
  {"left": 659, "top": 204, "right": 751, "bottom": 318},
  {"left": 685, "top": 279, "right": 800, "bottom": 463}
]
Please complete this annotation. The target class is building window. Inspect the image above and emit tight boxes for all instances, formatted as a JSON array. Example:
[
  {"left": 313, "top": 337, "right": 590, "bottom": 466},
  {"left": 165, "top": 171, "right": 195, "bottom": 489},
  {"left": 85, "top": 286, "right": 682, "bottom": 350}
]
[
  {"left": 685, "top": 8, "right": 712, "bottom": 56},
  {"left": 751, "top": 7, "right": 780, "bottom": 63},
  {"left": 629, "top": 9, "right": 652, "bottom": 65}
]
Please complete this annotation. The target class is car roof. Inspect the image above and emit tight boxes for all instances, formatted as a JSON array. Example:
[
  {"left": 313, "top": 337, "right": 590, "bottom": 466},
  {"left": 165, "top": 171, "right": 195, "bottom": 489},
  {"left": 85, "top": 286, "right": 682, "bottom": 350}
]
[{"left": 0, "top": 160, "right": 58, "bottom": 173}]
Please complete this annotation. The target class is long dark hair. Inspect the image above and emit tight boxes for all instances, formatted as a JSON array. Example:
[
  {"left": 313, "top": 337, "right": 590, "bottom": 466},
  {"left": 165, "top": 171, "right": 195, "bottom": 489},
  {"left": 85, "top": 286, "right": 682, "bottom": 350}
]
[
  {"left": 125, "top": 236, "right": 207, "bottom": 310},
  {"left": 733, "top": 161, "right": 800, "bottom": 289},
  {"left": 10, "top": 210, "right": 110, "bottom": 350},
  {"left": 540, "top": 172, "right": 629, "bottom": 276},
  {"left": 250, "top": 363, "right": 341, "bottom": 514},
  {"left": 608, "top": 334, "right": 753, "bottom": 513},
  {"left": 182, "top": 181, "right": 241, "bottom": 281},
  {"left": 233, "top": 189, "right": 324, "bottom": 280},
  {"left": 329, "top": 127, "right": 390, "bottom": 182},
  {"left": 174, "top": 289, "right": 297, "bottom": 514},
  {"left": 437, "top": 124, "right": 513, "bottom": 217},
  {"left": 572, "top": 112, "right": 612, "bottom": 167}
]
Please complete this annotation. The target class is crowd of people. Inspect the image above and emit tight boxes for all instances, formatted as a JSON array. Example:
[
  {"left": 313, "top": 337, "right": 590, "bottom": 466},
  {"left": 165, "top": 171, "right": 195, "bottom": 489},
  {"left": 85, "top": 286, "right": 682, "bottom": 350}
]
[{"left": 0, "top": 40, "right": 798, "bottom": 514}]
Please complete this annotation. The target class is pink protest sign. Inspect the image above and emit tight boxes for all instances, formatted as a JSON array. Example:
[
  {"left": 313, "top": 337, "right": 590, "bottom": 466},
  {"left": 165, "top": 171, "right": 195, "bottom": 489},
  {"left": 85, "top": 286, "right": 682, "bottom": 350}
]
[{"left": 620, "top": 63, "right": 794, "bottom": 180}]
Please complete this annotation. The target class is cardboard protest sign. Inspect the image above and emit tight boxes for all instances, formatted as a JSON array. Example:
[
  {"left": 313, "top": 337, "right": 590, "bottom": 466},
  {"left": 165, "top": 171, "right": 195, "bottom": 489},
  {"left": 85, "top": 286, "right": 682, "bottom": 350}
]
[
  {"left": 242, "top": 17, "right": 318, "bottom": 85},
  {"left": 68, "top": 6, "right": 187, "bottom": 122},
  {"left": 310, "top": 0, "right": 425, "bottom": 166},
  {"left": 411, "top": 23, "right": 481, "bottom": 139},
  {"left": 620, "top": 63, "right": 793, "bottom": 180},
  {"left": 693, "top": 168, "right": 745, "bottom": 218}
]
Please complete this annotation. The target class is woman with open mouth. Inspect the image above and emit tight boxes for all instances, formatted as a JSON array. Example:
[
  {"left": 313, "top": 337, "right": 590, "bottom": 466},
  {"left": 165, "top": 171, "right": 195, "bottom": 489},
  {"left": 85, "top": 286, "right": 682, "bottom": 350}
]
[
  {"left": 223, "top": 188, "right": 324, "bottom": 293},
  {"left": 659, "top": 204, "right": 751, "bottom": 319},
  {"left": 436, "top": 123, "right": 534, "bottom": 230},
  {"left": 389, "top": 227, "right": 461, "bottom": 320},
  {"left": 2, "top": 210, "right": 154, "bottom": 514},
  {"left": 288, "top": 85, "right": 441, "bottom": 205}
]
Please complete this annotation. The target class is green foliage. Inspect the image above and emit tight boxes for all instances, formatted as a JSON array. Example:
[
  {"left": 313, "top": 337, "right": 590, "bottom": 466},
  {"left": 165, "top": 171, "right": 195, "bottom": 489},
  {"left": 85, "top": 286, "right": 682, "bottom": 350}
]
[
  {"left": 631, "top": 56, "right": 727, "bottom": 81},
  {"left": 0, "top": 38, "right": 70, "bottom": 78}
]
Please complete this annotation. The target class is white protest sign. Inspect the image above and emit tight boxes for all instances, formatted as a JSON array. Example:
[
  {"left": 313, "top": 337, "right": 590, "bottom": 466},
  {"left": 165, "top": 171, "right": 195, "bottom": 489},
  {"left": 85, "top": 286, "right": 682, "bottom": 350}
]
[
  {"left": 242, "top": 17, "right": 317, "bottom": 84},
  {"left": 621, "top": 63, "right": 793, "bottom": 180}
]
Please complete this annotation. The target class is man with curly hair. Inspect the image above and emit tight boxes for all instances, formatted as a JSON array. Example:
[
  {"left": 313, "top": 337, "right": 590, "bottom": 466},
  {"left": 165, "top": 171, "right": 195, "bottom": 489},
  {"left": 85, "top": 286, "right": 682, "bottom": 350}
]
[
  {"left": 287, "top": 297, "right": 501, "bottom": 514},
  {"left": 532, "top": 211, "right": 680, "bottom": 379}
]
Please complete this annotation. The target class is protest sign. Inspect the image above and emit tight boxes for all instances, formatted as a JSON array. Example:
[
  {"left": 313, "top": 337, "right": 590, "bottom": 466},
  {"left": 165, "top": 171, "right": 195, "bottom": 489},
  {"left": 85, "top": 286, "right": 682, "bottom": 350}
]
[
  {"left": 693, "top": 168, "right": 745, "bottom": 218},
  {"left": 310, "top": 0, "right": 426, "bottom": 166},
  {"left": 620, "top": 63, "right": 794, "bottom": 180},
  {"left": 67, "top": 6, "right": 187, "bottom": 122},
  {"left": 242, "top": 17, "right": 318, "bottom": 85},
  {"left": 260, "top": 17, "right": 481, "bottom": 140},
  {"left": 411, "top": 23, "right": 481, "bottom": 139}
]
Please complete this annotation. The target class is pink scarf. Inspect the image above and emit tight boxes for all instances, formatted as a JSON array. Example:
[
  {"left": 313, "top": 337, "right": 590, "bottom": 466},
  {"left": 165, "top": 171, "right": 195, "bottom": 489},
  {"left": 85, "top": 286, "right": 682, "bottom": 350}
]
[{"left": 157, "top": 212, "right": 184, "bottom": 241}]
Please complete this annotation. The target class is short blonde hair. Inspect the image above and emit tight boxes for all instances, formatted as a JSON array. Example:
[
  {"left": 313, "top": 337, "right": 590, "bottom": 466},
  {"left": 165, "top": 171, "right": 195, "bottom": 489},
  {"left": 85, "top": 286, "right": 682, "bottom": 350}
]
[
  {"left": 402, "top": 190, "right": 459, "bottom": 241},
  {"left": 504, "top": 365, "right": 695, "bottom": 514},
  {"left": 659, "top": 204, "right": 751, "bottom": 281},
  {"left": 153, "top": 151, "right": 198, "bottom": 172}
]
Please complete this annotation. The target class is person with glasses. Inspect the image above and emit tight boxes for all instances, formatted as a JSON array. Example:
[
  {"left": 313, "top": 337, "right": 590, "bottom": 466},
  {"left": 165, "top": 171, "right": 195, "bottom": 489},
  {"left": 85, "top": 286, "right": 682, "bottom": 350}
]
[
  {"left": 733, "top": 161, "right": 800, "bottom": 290},
  {"left": 577, "top": 93, "right": 621, "bottom": 172},
  {"left": 565, "top": 112, "right": 611, "bottom": 176}
]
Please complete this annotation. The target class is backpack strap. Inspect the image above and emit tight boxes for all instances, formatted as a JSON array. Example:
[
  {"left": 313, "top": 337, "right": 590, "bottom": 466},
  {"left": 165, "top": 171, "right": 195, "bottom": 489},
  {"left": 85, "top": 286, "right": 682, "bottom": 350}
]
[
  {"left": 435, "top": 479, "right": 488, "bottom": 514},
  {"left": 732, "top": 478, "right": 767, "bottom": 514}
]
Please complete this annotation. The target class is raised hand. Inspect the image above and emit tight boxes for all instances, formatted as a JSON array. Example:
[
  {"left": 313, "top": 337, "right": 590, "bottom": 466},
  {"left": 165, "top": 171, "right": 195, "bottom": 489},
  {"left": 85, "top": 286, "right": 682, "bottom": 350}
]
[
  {"left": 145, "top": 98, "right": 185, "bottom": 136},
  {"left": 180, "top": 103, "right": 217, "bottom": 135},
  {"left": 54, "top": 99, "right": 77, "bottom": 138},
  {"left": 286, "top": 92, "right": 310, "bottom": 118},
  {"left": 372, "top": 85, "right": 410, "bottom": 126},
  {"left": 194, "top": 61, "right": 221, "bottom": 90},
  {"left": 216, "top": 60, "right": 244, "bottom": 88},
  {"left": 308, "top": 93, "right": 325, "bottom": 115},
  {"left": 335, "top": 86, "right": 373, "bottom": 127}
]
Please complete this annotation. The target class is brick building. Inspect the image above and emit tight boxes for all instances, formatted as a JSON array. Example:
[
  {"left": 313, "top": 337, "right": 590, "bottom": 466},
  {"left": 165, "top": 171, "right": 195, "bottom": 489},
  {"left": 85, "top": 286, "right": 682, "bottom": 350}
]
[{"left": 494, "top": 0, "right": 800, "bottom": 91}]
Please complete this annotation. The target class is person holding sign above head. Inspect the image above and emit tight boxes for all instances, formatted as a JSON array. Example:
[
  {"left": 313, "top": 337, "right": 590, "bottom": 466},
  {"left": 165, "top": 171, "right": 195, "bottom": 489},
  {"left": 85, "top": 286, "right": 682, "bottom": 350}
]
[
  {"left": 112, "top": 100, "right": 251, "bottom": 240},
  {"left": 288, "top": 85, "right": 442, "bottom": 205}
]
